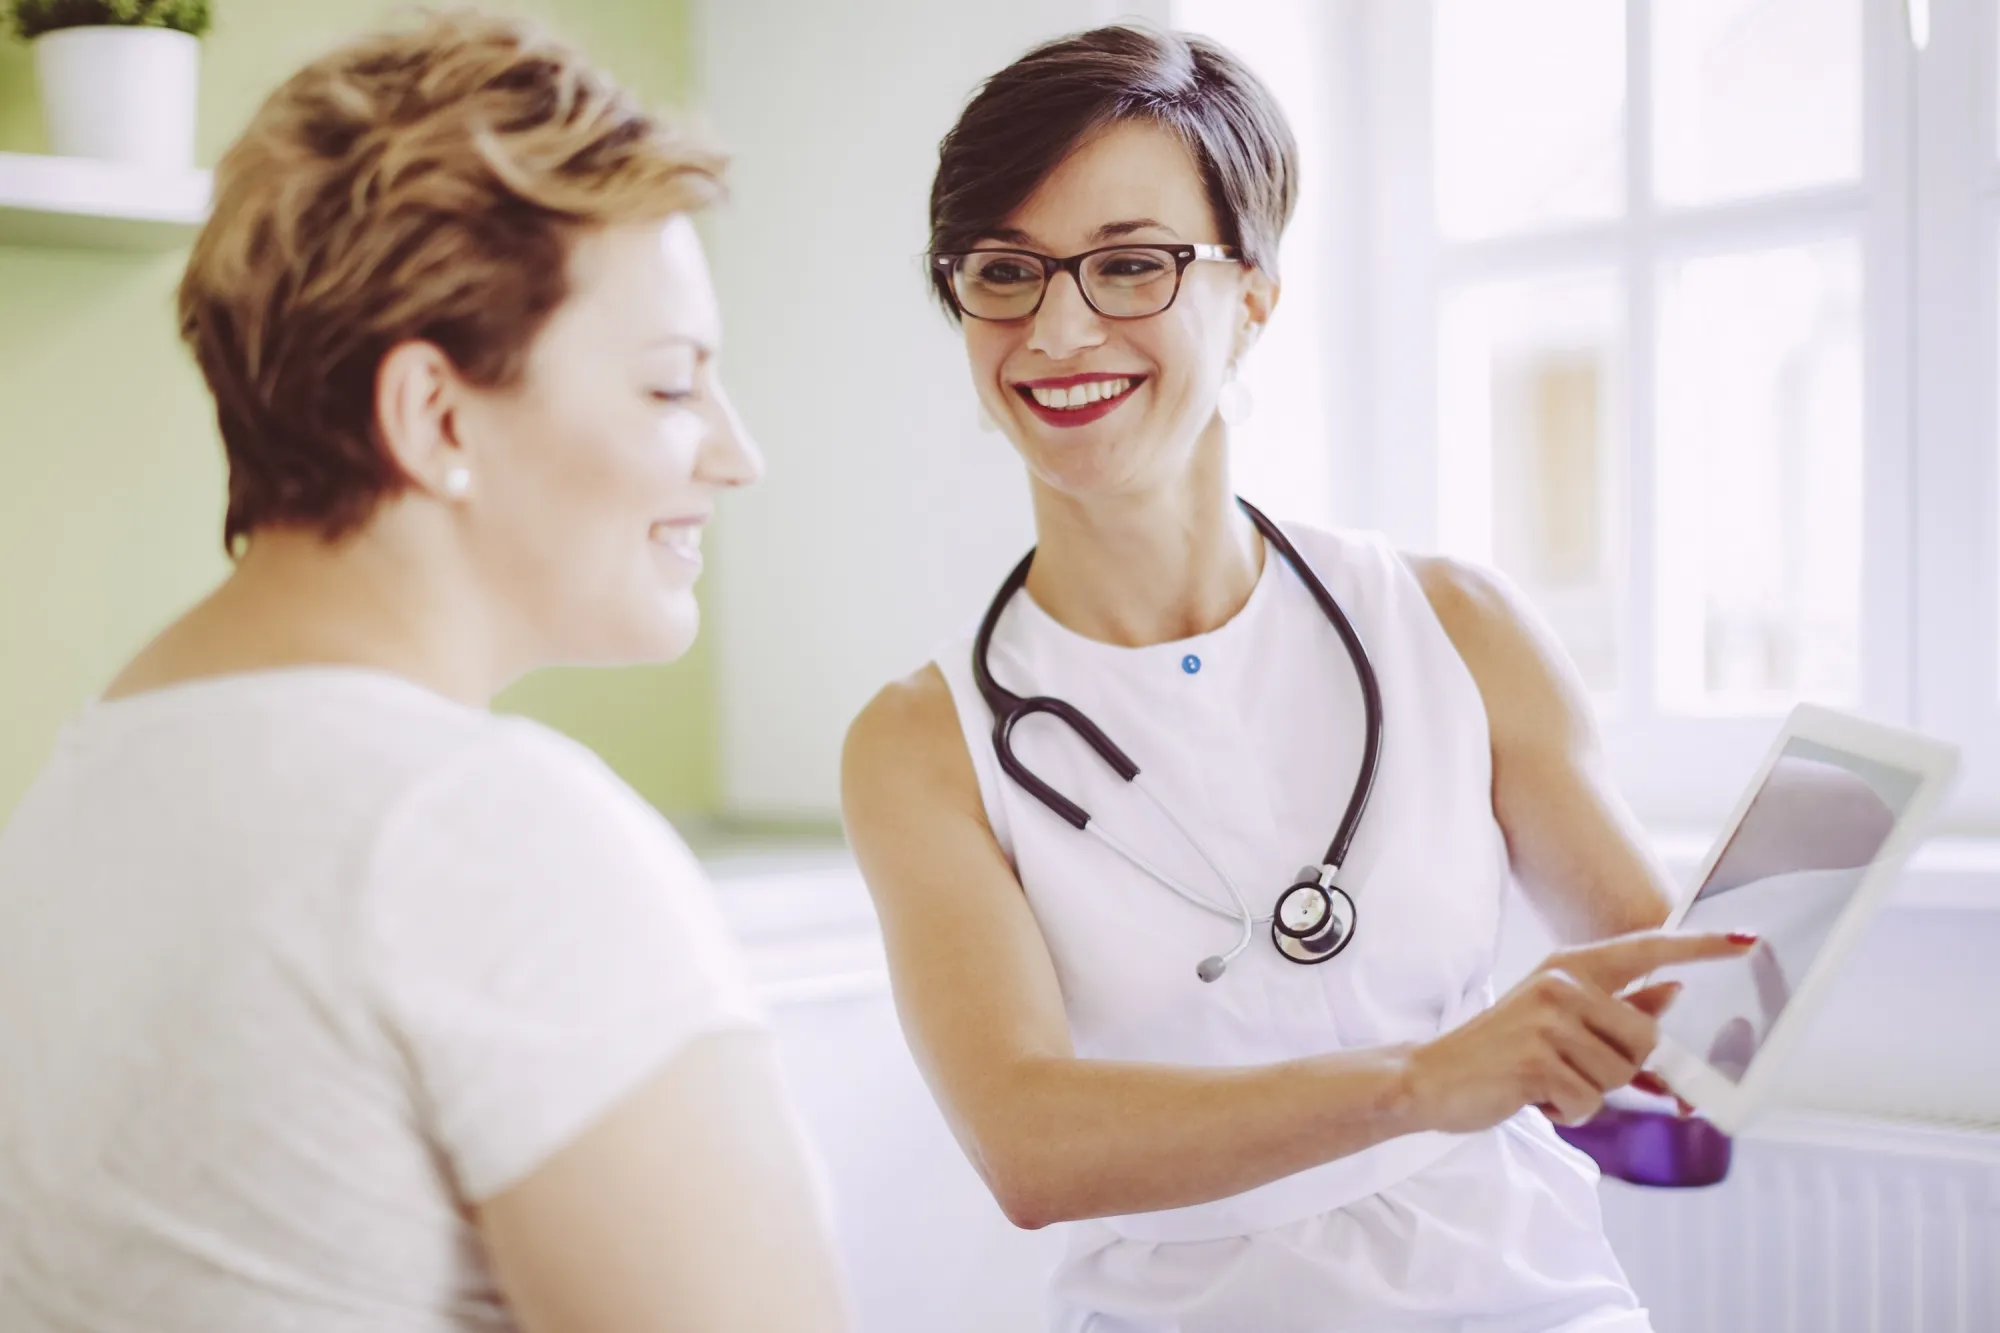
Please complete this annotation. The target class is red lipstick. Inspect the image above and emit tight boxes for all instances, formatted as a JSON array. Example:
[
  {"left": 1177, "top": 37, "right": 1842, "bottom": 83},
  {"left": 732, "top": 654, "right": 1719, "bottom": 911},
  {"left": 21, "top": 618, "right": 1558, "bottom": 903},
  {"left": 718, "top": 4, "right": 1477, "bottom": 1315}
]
[{"left": 1012, "top": 373, "right": 1146, "bottom": 430}]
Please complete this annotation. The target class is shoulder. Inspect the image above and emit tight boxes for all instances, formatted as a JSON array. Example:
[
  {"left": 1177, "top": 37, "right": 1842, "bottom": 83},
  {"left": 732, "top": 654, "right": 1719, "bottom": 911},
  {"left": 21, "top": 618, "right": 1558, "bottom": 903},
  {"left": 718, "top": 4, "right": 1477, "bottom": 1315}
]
[
  {"left": 1403, "top": 552, "right": 1519, "bottom": 637},
  {"left": 367, "top": 716, "right": 701, "bottom": 917},
  {"left": 1402, "top": 552, "right": 1549, "bottom": 667},
  {"left": 842, "top": 663, "right": 978, "bottom": 814},
  {"left": 1400, "top": 553, "right": 1593, "bottom": 743},
  {"left": 357, "top": 718, "right": 746, "bottom": 1040},
  {"left": 355, "top": 721, "right": 762, "bottom": 1207},
  {"left": 844, "top": 664, "right": 965, "bottom": 781},
  {"left": 480, "top": 715, "right": 647, "bottom": 804},
  {"left": 407, "top": 716, "right": 662, "bottom": 836}
]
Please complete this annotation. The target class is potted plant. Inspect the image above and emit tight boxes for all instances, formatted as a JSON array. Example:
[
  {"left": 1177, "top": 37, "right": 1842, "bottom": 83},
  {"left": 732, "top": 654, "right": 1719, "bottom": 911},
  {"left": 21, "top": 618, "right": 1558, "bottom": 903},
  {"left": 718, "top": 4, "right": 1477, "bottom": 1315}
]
[{"left": 9, "top": 0, "right": 211, "bottom": 169}]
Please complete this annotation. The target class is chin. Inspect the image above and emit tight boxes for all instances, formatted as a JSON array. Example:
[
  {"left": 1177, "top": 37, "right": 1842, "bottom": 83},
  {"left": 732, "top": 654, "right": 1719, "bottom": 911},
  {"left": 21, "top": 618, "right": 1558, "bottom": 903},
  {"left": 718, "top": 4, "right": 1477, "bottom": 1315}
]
[
  {"left": 641, "top": 598, "right": 702, "bottom": 664},
  {"left": 1026, "top": 444, "right": 1155, "bottom": 499},
  {"left": 576, "top": 595, "right": 701, "bottom": 667}
]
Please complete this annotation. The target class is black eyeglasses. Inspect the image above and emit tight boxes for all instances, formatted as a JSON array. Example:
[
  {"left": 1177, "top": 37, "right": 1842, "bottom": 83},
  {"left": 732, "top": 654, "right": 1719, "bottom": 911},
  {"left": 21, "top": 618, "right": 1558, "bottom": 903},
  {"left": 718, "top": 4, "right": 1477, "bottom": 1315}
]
[{"left": 931, "top": 243, "right": 1243, "bottom": 322}]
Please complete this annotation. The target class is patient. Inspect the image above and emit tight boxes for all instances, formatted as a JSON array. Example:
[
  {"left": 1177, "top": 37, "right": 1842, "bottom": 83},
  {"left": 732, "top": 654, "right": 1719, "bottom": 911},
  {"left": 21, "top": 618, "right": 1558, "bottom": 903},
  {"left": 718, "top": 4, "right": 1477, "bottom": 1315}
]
[{"left": 0, "top": 13, "right": 849, "bottom": 1332}]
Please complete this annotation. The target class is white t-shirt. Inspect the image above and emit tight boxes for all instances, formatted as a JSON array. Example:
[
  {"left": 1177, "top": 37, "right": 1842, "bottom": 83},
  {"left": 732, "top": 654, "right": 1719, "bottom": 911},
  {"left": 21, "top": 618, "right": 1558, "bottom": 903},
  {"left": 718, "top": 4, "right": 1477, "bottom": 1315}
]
[{"left": 0, "top": 668, "right": 765, "bottom": 1332}]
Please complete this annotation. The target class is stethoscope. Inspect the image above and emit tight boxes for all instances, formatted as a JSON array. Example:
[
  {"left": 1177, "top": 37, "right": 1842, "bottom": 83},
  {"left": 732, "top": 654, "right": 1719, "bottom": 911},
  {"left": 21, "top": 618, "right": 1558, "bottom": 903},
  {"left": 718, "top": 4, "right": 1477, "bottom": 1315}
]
[{"left": 972, "top": 497, "right": 1384, "bottom": 982}]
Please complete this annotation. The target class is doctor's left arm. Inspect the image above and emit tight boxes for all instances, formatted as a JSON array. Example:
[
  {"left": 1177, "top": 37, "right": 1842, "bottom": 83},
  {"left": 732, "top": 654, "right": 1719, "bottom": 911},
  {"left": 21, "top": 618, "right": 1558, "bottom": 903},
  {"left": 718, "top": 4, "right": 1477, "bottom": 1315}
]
[{"left": 1409, "top": 555, "right": 1677, "bottom": 944}]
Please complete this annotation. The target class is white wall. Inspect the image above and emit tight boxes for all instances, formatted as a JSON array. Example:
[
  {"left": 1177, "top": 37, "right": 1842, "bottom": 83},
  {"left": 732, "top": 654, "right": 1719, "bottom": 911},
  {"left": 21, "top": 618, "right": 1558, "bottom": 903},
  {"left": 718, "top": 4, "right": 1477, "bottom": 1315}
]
[
  {"left": 698, "top": 0, "right": 1153, "bottom": 817},
  {"left": 1173, "top": 0, "right": 1362, "bottom": 530},
  {"left": 698, "top": 0, "right": 1350, "bottom": 817}
]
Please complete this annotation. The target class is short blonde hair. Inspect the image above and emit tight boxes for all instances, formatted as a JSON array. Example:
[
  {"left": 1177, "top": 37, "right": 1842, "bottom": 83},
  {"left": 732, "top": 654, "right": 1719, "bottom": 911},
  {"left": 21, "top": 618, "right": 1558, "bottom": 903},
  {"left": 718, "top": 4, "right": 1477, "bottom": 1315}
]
[{"left": 178, "top": 9, "right": 724, "bottom": 549}]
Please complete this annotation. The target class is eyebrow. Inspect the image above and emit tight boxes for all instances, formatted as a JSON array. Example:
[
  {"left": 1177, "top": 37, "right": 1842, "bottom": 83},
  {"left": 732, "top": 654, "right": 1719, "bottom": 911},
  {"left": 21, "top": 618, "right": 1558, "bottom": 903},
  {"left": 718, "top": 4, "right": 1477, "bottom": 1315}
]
[
  {"left": 979, "top": 218, "right": 1181, "bottom": 249},
  {"left": 647, "top": 333, "right": 716, "bottom": 358},
  {"left": 1093, "top": 218, "right": 1178, "bottom": 241}
]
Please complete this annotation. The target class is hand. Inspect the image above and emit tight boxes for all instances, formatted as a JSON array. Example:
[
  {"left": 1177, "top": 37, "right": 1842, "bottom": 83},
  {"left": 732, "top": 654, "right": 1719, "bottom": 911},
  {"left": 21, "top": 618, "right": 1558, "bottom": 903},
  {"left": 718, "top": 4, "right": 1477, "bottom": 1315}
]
[{"left": 1406, "top": 930, "right": 1757, "bottom": 1134}]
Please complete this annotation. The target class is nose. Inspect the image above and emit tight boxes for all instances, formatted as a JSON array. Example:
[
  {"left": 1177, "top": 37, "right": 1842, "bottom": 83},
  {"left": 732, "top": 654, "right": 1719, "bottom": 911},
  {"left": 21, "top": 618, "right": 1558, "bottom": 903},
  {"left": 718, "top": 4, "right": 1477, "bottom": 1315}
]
[
  {"left": 1026, "top": 267, "right": 1106, "bottom": 362},
  {"left": 696, "top": 380, "right": 765, "bottom": 489}
]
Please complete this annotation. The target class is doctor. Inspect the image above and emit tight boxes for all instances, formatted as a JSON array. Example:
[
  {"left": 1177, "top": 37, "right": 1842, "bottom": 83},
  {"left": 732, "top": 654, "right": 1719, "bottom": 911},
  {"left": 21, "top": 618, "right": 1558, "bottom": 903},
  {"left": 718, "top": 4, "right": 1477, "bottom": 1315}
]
[{"left": 842, "top": 25, "right": 1755, "bottom": 1333}]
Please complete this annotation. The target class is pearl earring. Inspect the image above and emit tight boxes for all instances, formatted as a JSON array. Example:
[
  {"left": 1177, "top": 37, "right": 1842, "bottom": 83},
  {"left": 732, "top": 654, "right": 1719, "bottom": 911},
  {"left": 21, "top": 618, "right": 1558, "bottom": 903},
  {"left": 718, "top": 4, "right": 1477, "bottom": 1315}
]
[
  {"left": 442, "top": 466, "right": 472, "bottom": 498},
  {"left": 1217, "top": 365, "right": 1253, "bottom": 427}
]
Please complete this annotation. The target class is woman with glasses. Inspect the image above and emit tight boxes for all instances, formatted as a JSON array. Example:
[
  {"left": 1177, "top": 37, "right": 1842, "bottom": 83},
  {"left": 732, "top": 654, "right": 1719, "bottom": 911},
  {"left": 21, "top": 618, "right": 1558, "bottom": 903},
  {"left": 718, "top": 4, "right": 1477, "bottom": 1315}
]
[{"left": 841, "top": 25, "right": 1749, "bottom": 1332}]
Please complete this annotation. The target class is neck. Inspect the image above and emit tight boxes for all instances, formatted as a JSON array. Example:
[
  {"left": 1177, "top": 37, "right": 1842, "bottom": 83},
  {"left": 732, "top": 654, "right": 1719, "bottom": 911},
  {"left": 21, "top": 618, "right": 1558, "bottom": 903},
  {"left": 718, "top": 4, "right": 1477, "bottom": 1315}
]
[
  {"left": 106, "top": 512, "right": 519, "bottom": 707},
  {"left": 1023, "top": 433, "right": 1263, "bottom": 647}
]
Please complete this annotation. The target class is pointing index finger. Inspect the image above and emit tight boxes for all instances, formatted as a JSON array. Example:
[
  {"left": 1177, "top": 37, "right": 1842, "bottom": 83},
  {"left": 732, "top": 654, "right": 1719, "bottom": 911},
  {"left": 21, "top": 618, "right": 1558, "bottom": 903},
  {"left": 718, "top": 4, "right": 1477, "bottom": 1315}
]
[{"left": 1564, "top": 929, "right": 1759, "bottom": 992}]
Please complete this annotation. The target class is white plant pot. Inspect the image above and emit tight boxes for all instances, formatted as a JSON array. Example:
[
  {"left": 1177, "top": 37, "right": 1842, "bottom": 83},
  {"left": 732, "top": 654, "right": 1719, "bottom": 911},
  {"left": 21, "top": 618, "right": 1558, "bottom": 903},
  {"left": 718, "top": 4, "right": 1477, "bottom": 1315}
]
[{"left": 33, "top": 26, "right": 200, "bottom": 170}]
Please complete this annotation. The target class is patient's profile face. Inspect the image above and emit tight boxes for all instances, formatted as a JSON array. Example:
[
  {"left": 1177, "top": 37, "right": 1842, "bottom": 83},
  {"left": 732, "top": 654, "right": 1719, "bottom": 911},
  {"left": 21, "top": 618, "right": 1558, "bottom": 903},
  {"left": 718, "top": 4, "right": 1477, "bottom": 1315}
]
[{"left": 451, "top": 216, "right": 763, "bottom": 666}]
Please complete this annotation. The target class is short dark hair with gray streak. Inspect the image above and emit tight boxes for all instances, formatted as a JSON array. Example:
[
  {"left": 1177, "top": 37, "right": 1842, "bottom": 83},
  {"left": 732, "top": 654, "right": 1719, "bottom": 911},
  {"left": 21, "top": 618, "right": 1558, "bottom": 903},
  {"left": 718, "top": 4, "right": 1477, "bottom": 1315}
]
[{"left": 927, "top": 24, "right": 1298, "bottom": 319}]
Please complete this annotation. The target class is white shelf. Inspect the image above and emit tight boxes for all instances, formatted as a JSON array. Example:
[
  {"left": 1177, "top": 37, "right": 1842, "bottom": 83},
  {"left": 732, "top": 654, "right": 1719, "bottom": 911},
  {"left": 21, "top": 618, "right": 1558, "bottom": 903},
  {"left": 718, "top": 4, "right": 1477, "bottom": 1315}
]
[{"left": 0, "top": 150, "right": 209, "bottom": 251}]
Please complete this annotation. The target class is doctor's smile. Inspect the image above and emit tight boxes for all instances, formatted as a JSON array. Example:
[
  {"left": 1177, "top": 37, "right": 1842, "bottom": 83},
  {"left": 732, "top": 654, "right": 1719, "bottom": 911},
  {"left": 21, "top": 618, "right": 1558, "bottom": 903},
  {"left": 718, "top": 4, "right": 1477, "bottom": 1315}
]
[{"left": 1012, "top": 373, "right": 1147, "bottom": 427}]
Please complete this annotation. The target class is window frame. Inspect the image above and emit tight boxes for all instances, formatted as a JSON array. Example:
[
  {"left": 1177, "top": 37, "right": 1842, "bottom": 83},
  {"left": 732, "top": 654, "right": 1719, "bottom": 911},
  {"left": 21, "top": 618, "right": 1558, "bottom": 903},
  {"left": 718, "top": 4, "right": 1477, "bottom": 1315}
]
[
  {"left": 1362, "top": 0, "right": 1925, "bottom": 832},
  {"left": 1914, "top": 0, "right": 2000, "bottom": 828}
]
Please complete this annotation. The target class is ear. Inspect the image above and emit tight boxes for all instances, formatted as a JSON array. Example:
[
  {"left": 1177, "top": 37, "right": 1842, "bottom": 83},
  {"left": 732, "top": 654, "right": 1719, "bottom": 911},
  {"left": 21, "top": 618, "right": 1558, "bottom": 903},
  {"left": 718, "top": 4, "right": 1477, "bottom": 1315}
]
[
  {"left": 375, "top": 339, "right": 469, "bottom": 495},
  {"left": 1233, "top": 266, "right": 1280, "bottom": 364}
]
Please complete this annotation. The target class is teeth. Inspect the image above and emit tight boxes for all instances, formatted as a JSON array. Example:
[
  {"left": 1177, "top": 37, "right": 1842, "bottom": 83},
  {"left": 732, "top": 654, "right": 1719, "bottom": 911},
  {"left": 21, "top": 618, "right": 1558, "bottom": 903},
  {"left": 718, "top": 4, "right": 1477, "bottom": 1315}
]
[
  {"left": 1028, "top": 378, "right": 1133, "bottom": 410},
  {"left": 651, "top": 522, "right": 703, "bottom": 550}
]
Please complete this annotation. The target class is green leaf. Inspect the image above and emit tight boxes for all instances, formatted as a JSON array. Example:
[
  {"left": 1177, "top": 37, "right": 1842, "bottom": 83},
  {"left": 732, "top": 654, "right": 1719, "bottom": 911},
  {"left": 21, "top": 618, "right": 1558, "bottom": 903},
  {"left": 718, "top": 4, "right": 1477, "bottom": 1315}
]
[{"left": 10, "top": 0, "right": 212, "bottom": 41}]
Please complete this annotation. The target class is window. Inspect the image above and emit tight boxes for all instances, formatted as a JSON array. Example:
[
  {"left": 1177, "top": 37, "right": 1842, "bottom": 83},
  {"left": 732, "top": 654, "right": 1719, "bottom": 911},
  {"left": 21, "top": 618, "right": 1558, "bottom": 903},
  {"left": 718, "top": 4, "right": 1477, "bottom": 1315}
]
[
  {"left": 1916, "top": 0, "right": 2000, "bottom": 827},
  {"left": 1363, "top": 0, "right": 1967, "bottom": 830}
]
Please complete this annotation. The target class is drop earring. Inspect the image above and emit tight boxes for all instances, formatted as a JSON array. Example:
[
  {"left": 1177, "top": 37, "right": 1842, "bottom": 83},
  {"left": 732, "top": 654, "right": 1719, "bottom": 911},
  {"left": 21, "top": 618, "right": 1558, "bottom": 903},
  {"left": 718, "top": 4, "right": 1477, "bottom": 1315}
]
[{"left": 1217, "top": 365, "right": 1253, "bottom": 428}]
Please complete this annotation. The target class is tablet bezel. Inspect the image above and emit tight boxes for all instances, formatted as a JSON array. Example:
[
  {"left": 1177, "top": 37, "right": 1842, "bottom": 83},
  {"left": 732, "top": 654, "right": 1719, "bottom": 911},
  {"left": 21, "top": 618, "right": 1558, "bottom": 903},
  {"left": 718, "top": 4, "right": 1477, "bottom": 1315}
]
[{"left": 1643, "top": 703, "right": 1959, "bottom": 1134}]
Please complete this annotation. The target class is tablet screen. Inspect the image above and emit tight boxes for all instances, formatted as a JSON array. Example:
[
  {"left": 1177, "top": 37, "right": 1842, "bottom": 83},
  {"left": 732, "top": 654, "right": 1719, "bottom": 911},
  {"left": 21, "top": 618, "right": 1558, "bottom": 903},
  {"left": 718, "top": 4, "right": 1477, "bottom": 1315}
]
[{"left": 1653, "top": 739, "right": 1923, "bottom": 1084}]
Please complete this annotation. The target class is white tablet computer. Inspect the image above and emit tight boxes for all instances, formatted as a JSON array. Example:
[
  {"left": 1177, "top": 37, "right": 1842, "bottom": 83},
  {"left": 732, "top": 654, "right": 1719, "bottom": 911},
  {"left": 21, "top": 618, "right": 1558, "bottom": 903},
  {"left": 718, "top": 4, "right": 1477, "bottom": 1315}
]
[{"left": 1641, "top": 704, "right": 1959, "bottom": 1134}]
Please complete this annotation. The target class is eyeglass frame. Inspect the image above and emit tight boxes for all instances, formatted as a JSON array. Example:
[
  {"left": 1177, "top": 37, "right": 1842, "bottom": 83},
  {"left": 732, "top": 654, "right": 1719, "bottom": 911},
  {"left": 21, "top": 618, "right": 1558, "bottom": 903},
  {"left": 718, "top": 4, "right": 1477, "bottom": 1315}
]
[{"left": 930, "top": 242, "right": 1244, "bottom": 322}]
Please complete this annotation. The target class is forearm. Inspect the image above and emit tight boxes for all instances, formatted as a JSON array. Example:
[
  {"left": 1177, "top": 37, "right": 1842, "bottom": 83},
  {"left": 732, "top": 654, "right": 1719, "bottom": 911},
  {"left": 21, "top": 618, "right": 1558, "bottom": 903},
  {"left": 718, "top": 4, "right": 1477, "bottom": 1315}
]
[{"left": 973, "top": 1044, "right": 1424, "bottom": 1228}]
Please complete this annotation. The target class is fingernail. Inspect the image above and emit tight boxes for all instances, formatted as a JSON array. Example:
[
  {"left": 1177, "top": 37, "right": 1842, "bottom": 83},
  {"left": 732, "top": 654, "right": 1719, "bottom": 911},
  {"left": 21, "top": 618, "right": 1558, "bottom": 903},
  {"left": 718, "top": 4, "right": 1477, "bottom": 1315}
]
[{"left": 1728, "top": 932, "right": 1759, "bottom": 945}]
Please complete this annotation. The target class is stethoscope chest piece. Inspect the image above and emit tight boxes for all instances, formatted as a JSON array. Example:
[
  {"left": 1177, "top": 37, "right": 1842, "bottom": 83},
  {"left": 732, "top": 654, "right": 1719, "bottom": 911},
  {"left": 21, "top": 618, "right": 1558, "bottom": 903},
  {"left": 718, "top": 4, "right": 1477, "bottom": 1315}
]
[{"left": 1271, "top": 864, "right": 1357, "bottom": 964}]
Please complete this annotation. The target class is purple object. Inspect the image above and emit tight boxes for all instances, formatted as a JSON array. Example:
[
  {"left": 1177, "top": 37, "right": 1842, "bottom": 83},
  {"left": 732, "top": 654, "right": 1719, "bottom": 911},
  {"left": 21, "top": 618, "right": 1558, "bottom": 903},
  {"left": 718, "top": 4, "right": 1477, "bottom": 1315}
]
[{"left": 1551, "top": 1101, "right": 1733, "bottom": 1188}]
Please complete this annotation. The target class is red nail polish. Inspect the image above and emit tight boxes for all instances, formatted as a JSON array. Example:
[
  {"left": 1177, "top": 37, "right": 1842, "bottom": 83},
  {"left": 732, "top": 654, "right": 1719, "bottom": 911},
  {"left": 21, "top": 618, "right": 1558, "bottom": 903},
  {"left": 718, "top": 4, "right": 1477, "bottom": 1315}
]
[{"left": 1728, "top": 931, "right": 1759, "bottom": 945}]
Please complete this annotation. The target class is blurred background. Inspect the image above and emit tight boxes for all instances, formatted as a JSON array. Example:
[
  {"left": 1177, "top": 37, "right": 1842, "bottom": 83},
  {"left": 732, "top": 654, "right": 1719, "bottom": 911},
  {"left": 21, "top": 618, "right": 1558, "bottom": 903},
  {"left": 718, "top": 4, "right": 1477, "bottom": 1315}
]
[{"left": 5, "top": 1, "right": 2000, "bottom": 1329}]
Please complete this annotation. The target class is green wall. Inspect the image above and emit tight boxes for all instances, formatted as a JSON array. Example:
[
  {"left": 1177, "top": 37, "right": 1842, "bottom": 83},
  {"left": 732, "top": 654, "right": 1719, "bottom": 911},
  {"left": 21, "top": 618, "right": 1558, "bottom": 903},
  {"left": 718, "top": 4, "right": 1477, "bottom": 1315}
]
[{"left": 0, "top": 0, "right": 721, "bottom": 821}]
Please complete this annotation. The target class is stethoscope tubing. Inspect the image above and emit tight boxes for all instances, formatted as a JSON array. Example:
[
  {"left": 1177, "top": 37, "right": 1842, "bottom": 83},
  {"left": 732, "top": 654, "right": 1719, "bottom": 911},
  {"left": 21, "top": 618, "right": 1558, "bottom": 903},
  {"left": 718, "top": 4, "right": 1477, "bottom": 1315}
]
[{"left": 972, "top": 496, "right": 1381, "bottom": 972}]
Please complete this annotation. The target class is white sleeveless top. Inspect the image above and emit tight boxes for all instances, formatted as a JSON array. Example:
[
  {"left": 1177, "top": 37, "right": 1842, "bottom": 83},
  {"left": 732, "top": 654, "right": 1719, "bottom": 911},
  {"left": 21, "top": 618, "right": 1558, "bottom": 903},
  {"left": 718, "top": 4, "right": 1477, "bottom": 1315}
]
[{"left": 934, "top": 522, "right": 1649, "bottom": 1332}]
